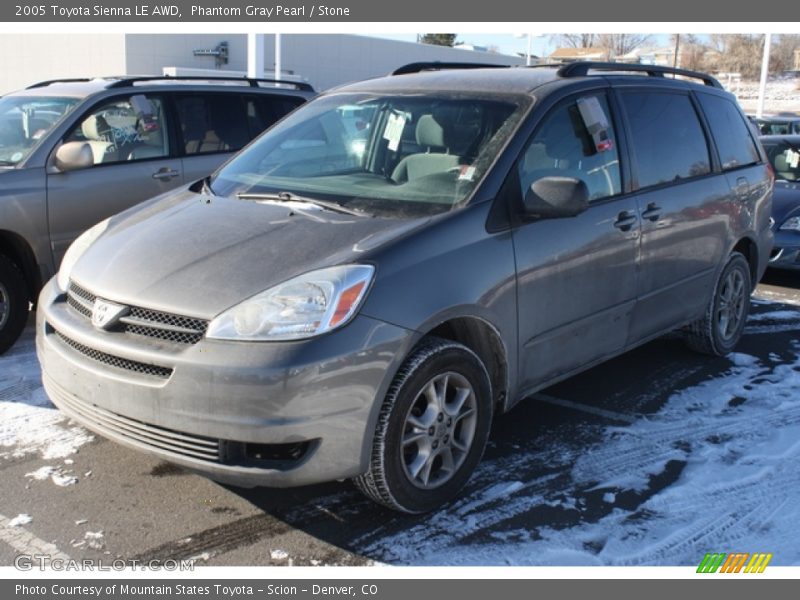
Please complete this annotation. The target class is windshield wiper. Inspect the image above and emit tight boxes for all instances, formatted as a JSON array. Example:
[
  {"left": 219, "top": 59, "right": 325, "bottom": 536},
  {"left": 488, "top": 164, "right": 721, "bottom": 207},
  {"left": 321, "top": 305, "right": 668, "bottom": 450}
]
[{"left": 236, "top": 191, "right": 369, "bottom": 217}]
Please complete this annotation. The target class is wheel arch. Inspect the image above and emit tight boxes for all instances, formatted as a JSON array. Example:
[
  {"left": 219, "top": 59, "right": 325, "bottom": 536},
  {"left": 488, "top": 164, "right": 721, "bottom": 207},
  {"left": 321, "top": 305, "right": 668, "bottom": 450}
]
[
  {"left": 0, "top": 230, "right": 42, "bottom": 302},
  {"left": 731, "top": 235, "right": 759, "bottom": 290}
]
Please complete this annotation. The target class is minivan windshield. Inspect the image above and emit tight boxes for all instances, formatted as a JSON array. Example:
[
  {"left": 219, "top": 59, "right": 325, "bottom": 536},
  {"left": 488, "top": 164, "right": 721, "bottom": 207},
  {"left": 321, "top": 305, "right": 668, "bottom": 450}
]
[
  {"left": 0, "top": 96, "right": 80, "bottom": 166},
  {"left": 209, "top": 92, "right": 528, "bottom": 216},
  {"left": 762, "top": 139, "right": 800, "bottom": 181}
]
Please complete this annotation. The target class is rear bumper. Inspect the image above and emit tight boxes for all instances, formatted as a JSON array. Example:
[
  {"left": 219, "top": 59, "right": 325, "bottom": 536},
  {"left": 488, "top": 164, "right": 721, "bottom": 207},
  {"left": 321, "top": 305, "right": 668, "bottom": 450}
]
[{"left": 37, "top": 278, "right": 413, "bottom": 487}]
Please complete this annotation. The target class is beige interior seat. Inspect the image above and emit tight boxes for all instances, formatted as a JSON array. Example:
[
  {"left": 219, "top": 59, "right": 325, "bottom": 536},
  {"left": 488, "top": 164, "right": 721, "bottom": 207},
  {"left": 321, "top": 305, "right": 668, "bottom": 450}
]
[
  {"left": 391, "top": 114, "right": 460, "bottom": 183},
  {"left": 80, "top": 115, "right": 115, "bottom": 164}
]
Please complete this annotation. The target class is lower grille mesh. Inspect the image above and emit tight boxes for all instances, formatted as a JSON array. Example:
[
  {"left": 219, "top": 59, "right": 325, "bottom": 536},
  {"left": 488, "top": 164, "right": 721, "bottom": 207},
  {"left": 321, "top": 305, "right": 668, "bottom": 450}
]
[
  {"left": 55, "top": 331, "right": 173, "bottom": 379},
  {"left": 49, "top": 378, "right": 220, "bottom": 463}
]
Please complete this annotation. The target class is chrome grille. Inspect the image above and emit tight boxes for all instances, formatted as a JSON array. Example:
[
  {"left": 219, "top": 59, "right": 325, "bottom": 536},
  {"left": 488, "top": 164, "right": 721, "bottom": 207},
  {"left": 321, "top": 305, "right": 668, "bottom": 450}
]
[
  {"left": 48, "top": 377, "right": 220, "bottom": 463},
  {"left": 66, "top": 281, "right": 208, "bottom": 345},
  {"left": 55, "top": 330, "right": 173, "bottom": 379}
]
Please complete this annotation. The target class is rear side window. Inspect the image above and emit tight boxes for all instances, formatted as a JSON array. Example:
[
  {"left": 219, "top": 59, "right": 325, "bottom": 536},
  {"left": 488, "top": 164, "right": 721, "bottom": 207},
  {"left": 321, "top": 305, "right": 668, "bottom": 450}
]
[
  {"left": 175, "top": 94, "right": 250, "bottom": 155},
  {"left": 621, "top": 91, "right": 711, "bottom": 189},
  {"left": 697, "top": 93, "right": 760, "bottom": 170}
]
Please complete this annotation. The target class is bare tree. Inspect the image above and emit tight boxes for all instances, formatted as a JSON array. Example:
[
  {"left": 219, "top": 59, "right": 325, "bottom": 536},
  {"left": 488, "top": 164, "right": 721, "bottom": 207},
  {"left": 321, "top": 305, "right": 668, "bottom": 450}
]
[
  {"left": 597, "top": 34, "right": 652, "bottom": 60},
  {"left": 555, "top": 34, "right": 598, "bottom": 48},
  {"left": 770, "top": 34, "right": 800, "bottom": 73},
  {"left": 708, "top": 34, "right": 765, "bottom": 79},
  {"left": 670, "top": 33, "right": 708, "bottom": 71}
]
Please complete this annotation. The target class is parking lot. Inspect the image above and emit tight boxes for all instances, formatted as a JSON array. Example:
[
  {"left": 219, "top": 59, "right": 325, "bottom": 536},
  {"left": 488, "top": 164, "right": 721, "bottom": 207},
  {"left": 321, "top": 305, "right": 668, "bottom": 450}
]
[{"left": 0, "top": 271, "right": 798, "bottom": 567}]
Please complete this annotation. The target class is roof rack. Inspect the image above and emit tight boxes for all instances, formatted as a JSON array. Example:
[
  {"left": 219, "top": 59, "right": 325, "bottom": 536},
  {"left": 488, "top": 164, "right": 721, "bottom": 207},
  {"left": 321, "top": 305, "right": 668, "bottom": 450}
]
[
  {"left": 27, "top": 78, "right": 96, "bottom": 89},
  {"left": 105, "top": 75, "right": 314, "bottom": 92},
  {"left": 392, "top": 62, "right": 509, "bottom": 76},
  {"left": 28, "top": 75, "right": 314, "bottom": 92},
  {"left": 557, "top": 62, "right": 722, "bottom": 88}
]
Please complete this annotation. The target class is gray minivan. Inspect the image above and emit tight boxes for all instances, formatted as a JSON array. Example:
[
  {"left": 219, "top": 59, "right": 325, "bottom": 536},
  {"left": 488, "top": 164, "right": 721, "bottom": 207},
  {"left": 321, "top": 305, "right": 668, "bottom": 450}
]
[
  {"left": 0, "top": 75, "right": 313, "bottom": 353},
  {"left": 37, "top": 63, "right": 773, "bottom": 513}
]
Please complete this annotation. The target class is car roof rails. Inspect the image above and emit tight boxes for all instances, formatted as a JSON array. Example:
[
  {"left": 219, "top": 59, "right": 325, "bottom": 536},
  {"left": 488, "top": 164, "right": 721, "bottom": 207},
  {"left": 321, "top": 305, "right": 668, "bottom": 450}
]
[
  {"left": 27, "top": 78, "right": 97, "bottom": 89},
  {"left": 104, "top": 75, "right": 314, "bottom": 92},
  {"left": 557, "top": 61, "right": 723, "bottom": 88},
  {"left": 392, "top": 62, "right": 510, "bottom": 76}
]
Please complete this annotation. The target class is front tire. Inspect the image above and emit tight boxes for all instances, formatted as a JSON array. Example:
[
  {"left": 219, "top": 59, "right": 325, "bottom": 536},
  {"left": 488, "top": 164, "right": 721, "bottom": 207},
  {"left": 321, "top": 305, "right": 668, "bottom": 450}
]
[
  {"left": 354, "top": 338, "right": 493, "bottom": 513},
  {"left": 0, "top": 256, "right": 29, "bottom": 355},
  {"left": 684, "top": 251, "right": 751, "bottom": 356}
]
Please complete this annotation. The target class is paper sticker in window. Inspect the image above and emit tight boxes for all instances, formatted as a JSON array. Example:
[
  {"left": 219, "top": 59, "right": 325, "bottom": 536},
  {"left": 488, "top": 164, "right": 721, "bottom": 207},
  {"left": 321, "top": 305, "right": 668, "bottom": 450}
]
[
  {"left": 383, "top": 112, "right": 406, "bottom": 152},
  {"left": 577, "top": 97, "right": 613, "bottom": 153}
]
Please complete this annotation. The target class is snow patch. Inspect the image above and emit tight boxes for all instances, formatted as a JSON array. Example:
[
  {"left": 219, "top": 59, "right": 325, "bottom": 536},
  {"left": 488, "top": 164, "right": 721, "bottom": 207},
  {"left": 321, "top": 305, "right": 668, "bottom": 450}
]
[
  {"left": 0, "top": 327, "right": 94, "bottom": 461},
  {"left": 8, "top": 514, "right": 32, "bottom": 527},
  {"left": 270, "top": 549, "right": 289, "bottom": 560}
]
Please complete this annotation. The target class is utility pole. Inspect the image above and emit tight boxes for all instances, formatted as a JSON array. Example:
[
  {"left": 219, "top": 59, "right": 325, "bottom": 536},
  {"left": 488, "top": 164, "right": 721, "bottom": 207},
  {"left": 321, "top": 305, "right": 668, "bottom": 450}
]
[{"left": 757, "top": 33, "right": 772, "bottom": 118}]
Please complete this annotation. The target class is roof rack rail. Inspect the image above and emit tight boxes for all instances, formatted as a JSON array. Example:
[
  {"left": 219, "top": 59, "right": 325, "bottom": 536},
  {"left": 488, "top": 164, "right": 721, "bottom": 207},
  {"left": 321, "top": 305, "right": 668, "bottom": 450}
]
[
  {"left": 392, "top": 62, "right": 509, "bottom": 76},
  {"left": 27, "top": 78, "right": 96, "bottom": 89},
  {"left": 557, "top": 61, "right": 722, "bottom": 88},
  {"left": 105, "top": 75, "right": 314, "bottom": 92}
]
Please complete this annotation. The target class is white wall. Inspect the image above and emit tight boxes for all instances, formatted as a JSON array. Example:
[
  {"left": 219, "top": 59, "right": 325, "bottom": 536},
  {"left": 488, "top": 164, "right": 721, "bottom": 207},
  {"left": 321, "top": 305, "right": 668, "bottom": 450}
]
[
  {"left": 0, "top": 34, "right": 126, "bottom": 94},
  {"left": 0, "top": 33, "right": 525, "bottom": 96},
  {"left": 125, "top": 33, "right": 525, "bottom": 91}
]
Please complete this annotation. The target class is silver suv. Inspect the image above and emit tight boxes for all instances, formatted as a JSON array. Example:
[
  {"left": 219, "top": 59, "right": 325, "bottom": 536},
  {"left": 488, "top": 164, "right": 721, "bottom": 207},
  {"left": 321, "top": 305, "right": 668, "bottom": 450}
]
[
  {"left": 0, "top": 75, "right": 314, "bottom": 353},
  {"left": 37, "top": 62, "right": 773, "bottom": 513}
]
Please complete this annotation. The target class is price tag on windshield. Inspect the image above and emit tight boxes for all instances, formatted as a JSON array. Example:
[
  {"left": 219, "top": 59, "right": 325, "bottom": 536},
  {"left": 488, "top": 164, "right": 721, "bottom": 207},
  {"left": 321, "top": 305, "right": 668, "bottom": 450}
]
[{"left": 383, "top": 112, "right": 406, "bottom": 152}]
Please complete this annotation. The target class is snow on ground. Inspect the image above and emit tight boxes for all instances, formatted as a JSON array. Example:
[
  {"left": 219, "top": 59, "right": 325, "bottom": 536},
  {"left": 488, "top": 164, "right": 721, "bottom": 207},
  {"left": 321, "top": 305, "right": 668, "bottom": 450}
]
[
  {"left": 350, "top": 305, "right": 800, "bottom": 566},
  {"left": 0, "top": 325, "right": 93, "bottom": 461}
]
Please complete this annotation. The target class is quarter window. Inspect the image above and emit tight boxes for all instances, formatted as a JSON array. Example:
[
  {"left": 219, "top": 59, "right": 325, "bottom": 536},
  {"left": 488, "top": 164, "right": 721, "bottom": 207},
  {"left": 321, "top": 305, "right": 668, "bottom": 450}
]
[
  {"left": 697, "top": 93, "right": 760, "bottom": 171},
  {"left": 621, "top": 91, "right": 710, "bottom": 189},
  {"left": 518, "top": 94, "right": 622, "bottom": 202}
]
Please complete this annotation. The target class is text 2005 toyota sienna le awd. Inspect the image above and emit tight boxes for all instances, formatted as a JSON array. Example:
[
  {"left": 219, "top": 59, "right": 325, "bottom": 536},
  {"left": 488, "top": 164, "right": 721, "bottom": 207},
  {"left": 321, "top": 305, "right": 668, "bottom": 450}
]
[{"left": 37, "top": 62, "right": 773, "bottom": 513}]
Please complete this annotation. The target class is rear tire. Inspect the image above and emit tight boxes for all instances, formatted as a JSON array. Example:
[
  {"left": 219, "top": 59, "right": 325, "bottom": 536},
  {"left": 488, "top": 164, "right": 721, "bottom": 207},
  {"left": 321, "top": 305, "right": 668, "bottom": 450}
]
[
  {"left": 354, "top": 338, "right": 492, "bottom": 513},
  {"left": 684, "top": 252, "right": 751, "bottom": 356},
  {"left": 0, "top": 255, "right": 29, "bottom": 355}
]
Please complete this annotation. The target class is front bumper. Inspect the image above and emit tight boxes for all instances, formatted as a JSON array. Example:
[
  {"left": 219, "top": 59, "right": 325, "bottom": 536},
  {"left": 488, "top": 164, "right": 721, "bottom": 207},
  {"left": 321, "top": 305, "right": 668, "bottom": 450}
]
[{"left": 37, "top": 278, "right": 413, "bottom": 487}]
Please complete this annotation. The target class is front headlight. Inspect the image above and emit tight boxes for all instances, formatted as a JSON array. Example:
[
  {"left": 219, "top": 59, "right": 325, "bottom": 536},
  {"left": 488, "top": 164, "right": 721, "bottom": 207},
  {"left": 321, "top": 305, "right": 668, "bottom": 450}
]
[
  {"left": 206, "top": 265, "right": 375, "bottom": 341},
  {"left": 779, "top": 216, "right": 800, "bottom": 232},
  {"left": 56, "top": 218, "right": 110, "bottom": 291}
]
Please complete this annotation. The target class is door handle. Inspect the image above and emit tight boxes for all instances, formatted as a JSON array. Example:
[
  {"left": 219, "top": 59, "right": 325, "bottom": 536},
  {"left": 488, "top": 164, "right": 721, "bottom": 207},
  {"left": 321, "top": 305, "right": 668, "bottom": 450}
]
[
  {"left": 641, "top": 202, "right": 662, "bottom": 222},
  {"left": 152, "top": 168, "right": 180, "bottom": 181},
  {"left": 613, "top": 210, "right": 637, "bottom": 231}
]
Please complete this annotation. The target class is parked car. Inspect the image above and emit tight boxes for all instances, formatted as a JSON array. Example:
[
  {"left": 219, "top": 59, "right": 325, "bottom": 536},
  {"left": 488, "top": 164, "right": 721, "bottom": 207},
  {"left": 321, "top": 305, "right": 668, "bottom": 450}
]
[
  {"left": 37, "top": 62, "right": 773, "bottom": 513},
  {"left": 760, "top": 134, "right": 800, "bottom": 269},
  {"left": 0, "top": 75, "right": 314, "bottom": 353},
  {"left": 753, "top": 114, "right": 800, "bottom": 135}
]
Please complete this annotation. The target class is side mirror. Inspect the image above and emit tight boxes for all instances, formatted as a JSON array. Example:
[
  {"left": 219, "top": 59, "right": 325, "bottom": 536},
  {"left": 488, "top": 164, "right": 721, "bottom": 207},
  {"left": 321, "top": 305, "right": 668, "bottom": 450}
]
[
  {"left": 523, "top": 176, "right": 589, "bottom": 219},
  {"left": 54, "top": 141, "right": 94, "bottom": 172}
]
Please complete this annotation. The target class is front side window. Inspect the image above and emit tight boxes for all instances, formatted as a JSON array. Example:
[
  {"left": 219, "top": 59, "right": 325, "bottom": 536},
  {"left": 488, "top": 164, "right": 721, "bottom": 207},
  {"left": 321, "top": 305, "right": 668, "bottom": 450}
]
[
  {"left": 518, "top": 93, "right": 622, "bottom": 202},
  {"left": 209, "top": 92, "right": 529, "bottom": 217},
  {"left": 64, "top": 94, "right": 168, "bottom": 165},
  {"left": 0, "top": 96, "right": 80, "bottom": 166},
  {"left": 697, "top": 93, "right": 760, "bottom": 171},
  {"left": 621, "top": 91, "right": 711, "bottom": 189}
]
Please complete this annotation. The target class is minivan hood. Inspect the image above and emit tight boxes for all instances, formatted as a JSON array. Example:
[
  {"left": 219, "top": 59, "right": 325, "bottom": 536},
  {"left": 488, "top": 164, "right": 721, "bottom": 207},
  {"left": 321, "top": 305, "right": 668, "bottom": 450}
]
[{"left": 70, "top": 190, "right": 428, "bottom": 318}]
